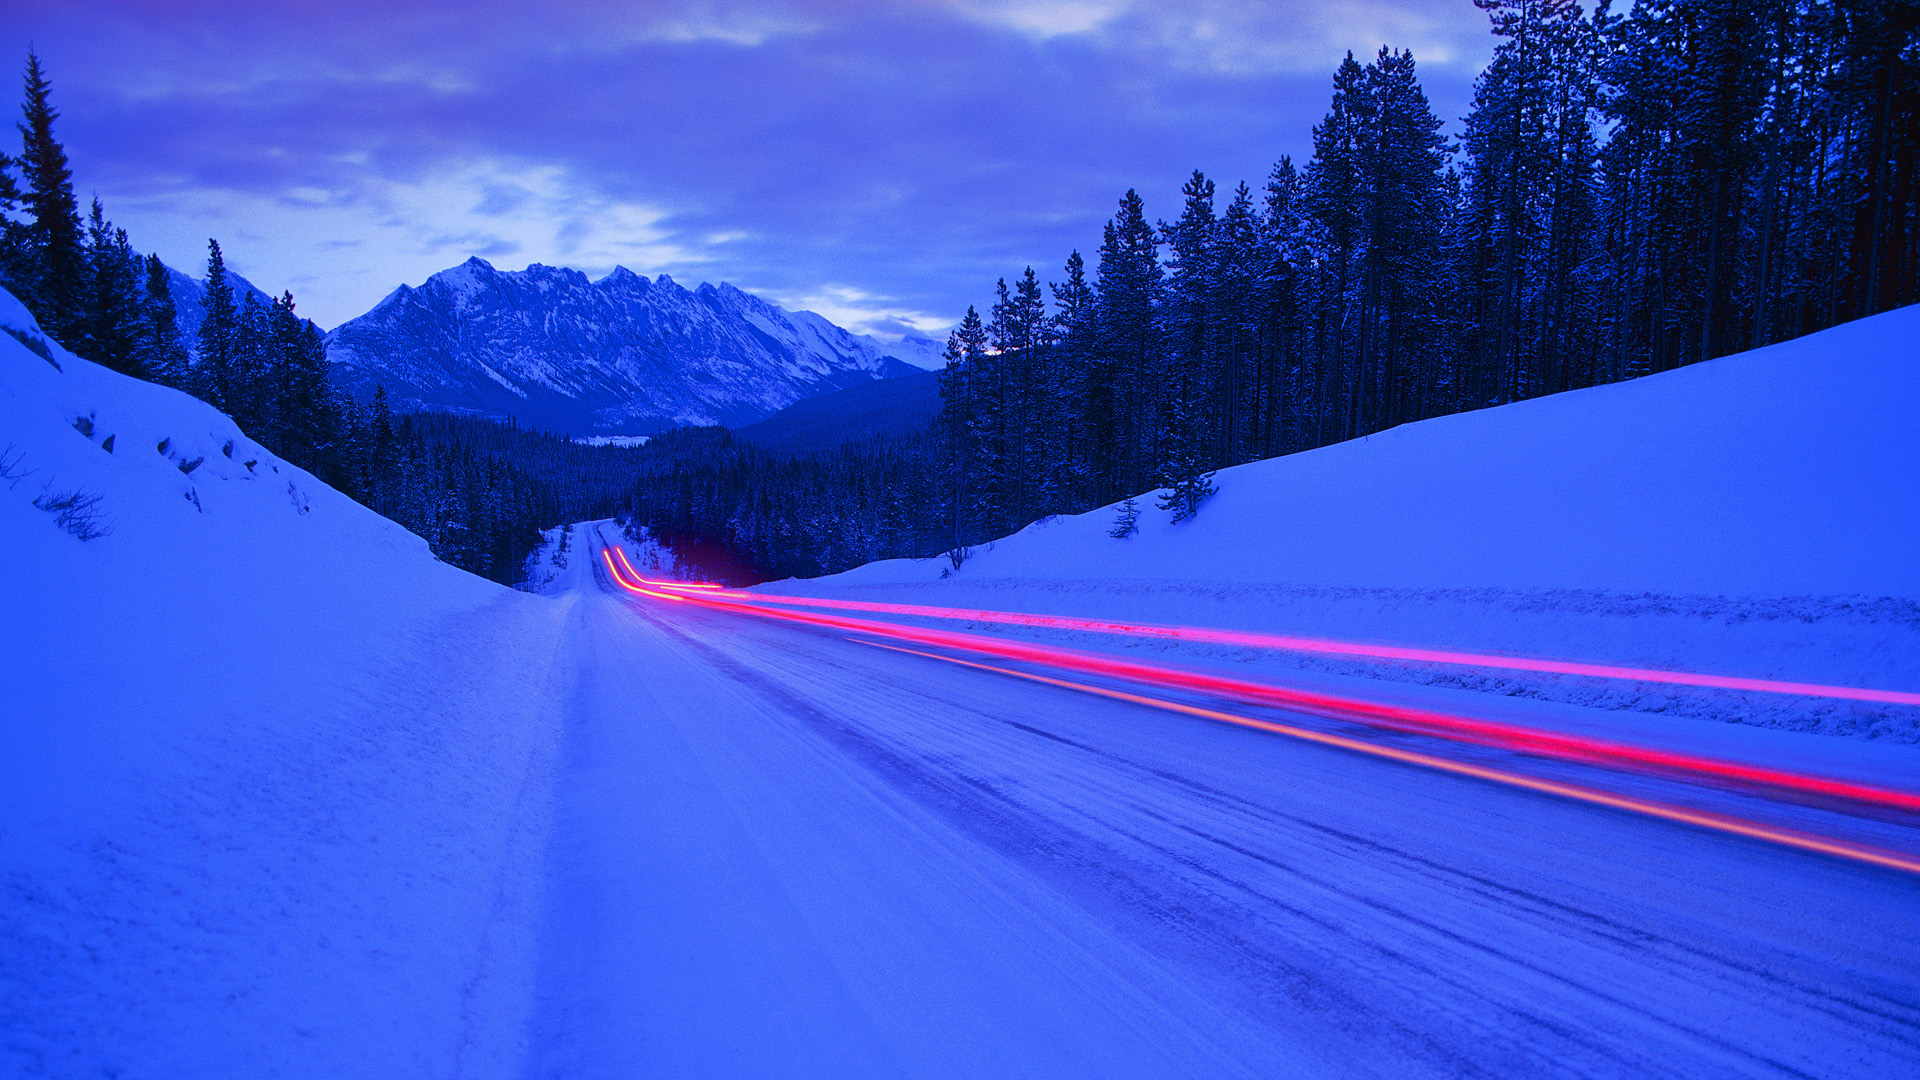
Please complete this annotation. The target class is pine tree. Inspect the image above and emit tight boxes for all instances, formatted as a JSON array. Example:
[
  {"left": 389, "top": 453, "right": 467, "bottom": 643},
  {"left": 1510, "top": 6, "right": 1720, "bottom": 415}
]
[
  {"left": 1153, "top": 169, "right": 1225, "bottom": 508},
  {"left": 1049, "top": 249, "right": 1097, "bottom": 502},
  {"left": 81, "top": 199, "right": 143, "bottom": 375},
  {"left": 15, "top": 50, "right": 85, "bottom": 344},
  {"left": 935, "top": 306, "right": 987, "bottom": 553},
  {"left": 1092, "top": 189, "right": 1161, "bottom": 499},
  {"left": 1306, "top": 54, "right": 1370, "bottom": 439},
  {"left": 1260, "top": 156, "right": 1310, "bottom": 456},
  {"left": 1354, "top": 48, "right": 1450, "bottom": 431},
  {"left": 135, "top": 254, "right": 190, "bottom": 388},
  {"left": 231, "top": 291, "right": 271, "bottom": 433},
  {"left": 1215, "top": 181, "right": 1262, "bottom": 465},
  {"left": 268, "top": 291, "right": 333, "bottom": 473},
  {"left": 1154, "top": 372, "right": 1215, "bottom": 524},
  {"left": 195, "top": 239, "right": 239, "bottom": 413},
  {"left": 0, "top": 146, "right": 24, "bottom": 296}
]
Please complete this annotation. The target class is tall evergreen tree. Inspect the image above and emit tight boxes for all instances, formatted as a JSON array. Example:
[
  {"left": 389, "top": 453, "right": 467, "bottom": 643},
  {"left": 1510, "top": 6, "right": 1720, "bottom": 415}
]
[
  {"left": 1354, "top": 48, "right": 1451, "bottom": 431},
  {"left": 135, "top": 254, "right": 190, "bottom": 388},
  {"left": 15, "top": 49, "right": 85, "bottom": 344},
  {"left": 0, "top": 145, "right": 23, "bottom": 296},
  {"left": 1092, "top": 189, "right": 1161, "bottom": 499},
  {"left": 1157, "top": 170, "right": 1220, "bottom": 487},
  {"left": 1259, "top": 156, "right": 1310, "bottom": 457},
  {"left": 1049, "top": 250, "right": 1097, "bottom": 503},
  {"left": 196, "top": 239, "right": 239, "bottom": 413},
  {"left": 81, "top": 199, "right": 143, "bottom": 375},
  {"left": 267, "top": 291, "right": 334, "bottom": 473},
  {"left": 935, "top": 306, "right": 987, "bottom": 552},
  {"left": 1307, "top": 54, "right": 1371, "bottom": 438}
]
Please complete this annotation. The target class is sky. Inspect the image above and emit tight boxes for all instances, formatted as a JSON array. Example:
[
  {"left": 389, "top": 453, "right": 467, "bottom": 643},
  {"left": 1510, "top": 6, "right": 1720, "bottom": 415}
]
[{"left": 6, "top": 1, "right": 1495, "bottom": 335}]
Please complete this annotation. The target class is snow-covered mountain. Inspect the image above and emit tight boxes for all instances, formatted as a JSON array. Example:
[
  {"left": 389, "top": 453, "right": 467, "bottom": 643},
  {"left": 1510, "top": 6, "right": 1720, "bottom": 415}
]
[
  {"left": 326, "top": 258, "right": 929, "bottom": 435},
  {"left": 164, "top": 264, "right": 276, "bottom": 352}
]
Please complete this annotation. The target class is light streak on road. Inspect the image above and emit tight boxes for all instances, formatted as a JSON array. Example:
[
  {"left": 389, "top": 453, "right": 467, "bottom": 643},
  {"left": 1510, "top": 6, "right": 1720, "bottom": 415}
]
[
  {"left": 590, "top": 534, "right": 1918, "bottom": 872},
  {"left": 677, "top": 588, "right": 1920, "bottom": 708},
  {"left": 601, "top": 548, "right": 686, "bottom": 601},
  {"left": 606, "top": 545, "right": 725, "bottom": 589},
  {"left": 611, "top": 573, "right": 1920, "bottom": 817},
  {"left": 853, "top": 640, "right": 1920, "bottom": 877}
]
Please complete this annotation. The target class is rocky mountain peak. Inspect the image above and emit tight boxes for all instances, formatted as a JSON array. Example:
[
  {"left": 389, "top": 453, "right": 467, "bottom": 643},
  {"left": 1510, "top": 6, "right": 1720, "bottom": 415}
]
[{"left": 325, "top": 262, "right": 939, "bottom": 436}]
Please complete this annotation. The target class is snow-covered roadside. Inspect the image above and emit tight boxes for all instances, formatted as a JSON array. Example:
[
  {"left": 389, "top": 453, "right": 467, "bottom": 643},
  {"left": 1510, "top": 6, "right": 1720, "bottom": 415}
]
[
  {"left": 758, "top": 306, "right": 1920, "bottom": 742},
  {"left": 521, "top": 522, "right": 574, "bottom": 593},
  {"left": 0, "top": 290, "right": 569, "bottom": 1077}
]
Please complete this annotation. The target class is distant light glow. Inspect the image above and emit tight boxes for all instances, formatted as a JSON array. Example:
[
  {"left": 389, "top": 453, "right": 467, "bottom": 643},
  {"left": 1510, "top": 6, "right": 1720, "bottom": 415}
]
[
  {"left": 607, "top": 546, "right": 726, "bottom": 589},
  {"left": 601, "top": 547, "right": 686, "bottom": 601}
]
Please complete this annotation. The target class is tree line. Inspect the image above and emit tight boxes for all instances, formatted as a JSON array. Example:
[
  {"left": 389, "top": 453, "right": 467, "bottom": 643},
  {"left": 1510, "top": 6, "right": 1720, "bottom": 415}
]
[
  {"left": 619, "top": 427, "right": 943, "bottom": 583},
  {"left": 0, "top": 50, "right": 643, "bottom": 583},
  {"left": 622, "top": 0, "right": 1916, "bottom": 582},
  {"left": 932, "top": 0, "right": 1916, "bottom": 546}
]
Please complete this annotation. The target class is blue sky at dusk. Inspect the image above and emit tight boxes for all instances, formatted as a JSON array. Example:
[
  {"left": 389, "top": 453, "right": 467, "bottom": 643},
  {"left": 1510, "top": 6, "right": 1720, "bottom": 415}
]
[{"left": 8, "top": 1, "right": 1495, "bottom": 334}]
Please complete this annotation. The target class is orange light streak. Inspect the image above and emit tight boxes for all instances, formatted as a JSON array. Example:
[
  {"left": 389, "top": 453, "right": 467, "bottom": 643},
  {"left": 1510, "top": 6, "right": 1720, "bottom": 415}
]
[
  {"left": 631, "top": 585, "right": 1920, "bottom": 817},
  {"left": 854, "top": 639, "right": 1920, "bottom": 876}
]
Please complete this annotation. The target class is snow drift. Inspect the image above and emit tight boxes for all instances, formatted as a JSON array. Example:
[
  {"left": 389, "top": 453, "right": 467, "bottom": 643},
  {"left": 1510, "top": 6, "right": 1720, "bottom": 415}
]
[
  {"left": 0, "top": 288, "right": 569, "bottom": 1077},
  {"left": 763, "top": 305, "right": 1920, "bottom": 738}
]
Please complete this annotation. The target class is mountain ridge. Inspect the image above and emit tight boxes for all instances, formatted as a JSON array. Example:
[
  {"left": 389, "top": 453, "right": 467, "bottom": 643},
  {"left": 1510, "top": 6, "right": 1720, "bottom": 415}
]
[{"left": 325, "top": 258, "right": 939, "bottom": 436}]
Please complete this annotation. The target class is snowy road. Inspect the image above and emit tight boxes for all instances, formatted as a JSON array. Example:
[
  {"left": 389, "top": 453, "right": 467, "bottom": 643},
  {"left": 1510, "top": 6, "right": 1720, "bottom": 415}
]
[{"left": 527, "top": 526, "right": 1920, "bottom": 1079}]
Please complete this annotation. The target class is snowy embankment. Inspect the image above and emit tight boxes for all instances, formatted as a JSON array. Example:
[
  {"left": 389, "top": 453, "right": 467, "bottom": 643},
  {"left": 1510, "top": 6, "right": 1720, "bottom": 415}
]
[
  {"left": 762, "top": 306, "right": 1920, "bottom": 740},
  {"left": 0, "top": 290, "right": 570, "bottom": 1077}
]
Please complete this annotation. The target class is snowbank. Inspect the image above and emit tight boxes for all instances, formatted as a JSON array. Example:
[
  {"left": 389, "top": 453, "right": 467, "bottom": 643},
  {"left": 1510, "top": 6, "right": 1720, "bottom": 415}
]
[
  {"left": 763, "top": 307, "right": 1920, "bottom": 738},
  {"left": 0, "top": 290, "right": 568, "bottom": 1077}
]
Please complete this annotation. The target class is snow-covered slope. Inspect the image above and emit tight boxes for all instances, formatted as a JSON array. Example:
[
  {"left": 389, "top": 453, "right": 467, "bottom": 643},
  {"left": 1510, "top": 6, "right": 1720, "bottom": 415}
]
[
  {"left": 326, "top": 259, "right": 924, "bottom": 435},
  {"left": 0, "top": 289, "right": 571, "bottom": 1076},
  {"left": 852, "top": 329, "right": 946, "bottom": 371},
  {"left": 830, "top": 305, "right": 1919, "bottom": 598},
  {"left": 762, "top": 306, "right": 1920, "bottom": 737}
]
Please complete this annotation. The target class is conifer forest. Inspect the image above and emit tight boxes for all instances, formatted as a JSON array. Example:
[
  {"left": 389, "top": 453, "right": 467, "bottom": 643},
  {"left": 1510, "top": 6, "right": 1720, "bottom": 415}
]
[
  {"left": 0, "top": 55, "right": 638, "bottom": 582},
  {"left": 4, "top": 0, "right": 1915, "bottom": 586}
]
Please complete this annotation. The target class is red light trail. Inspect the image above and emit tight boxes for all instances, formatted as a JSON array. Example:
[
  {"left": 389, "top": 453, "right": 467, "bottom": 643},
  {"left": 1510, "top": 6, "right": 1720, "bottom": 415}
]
[
  {"left": 593, "top": 536, "right": 1920, "bottom": 873},
  {"left": 857, "top": 640, "right": 1920, "bottom": 876},
  {"left": 673, "top": 587, "right": 1920, "bottom": 708},
  {"left": 601, "top": 548, "right": 686, "bottom": 601}
]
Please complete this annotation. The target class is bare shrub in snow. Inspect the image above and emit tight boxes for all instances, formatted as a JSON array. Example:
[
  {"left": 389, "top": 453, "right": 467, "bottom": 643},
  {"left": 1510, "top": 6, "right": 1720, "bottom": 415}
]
[{"left": 33, "top": 486, "right": 111, "bottom": 540}]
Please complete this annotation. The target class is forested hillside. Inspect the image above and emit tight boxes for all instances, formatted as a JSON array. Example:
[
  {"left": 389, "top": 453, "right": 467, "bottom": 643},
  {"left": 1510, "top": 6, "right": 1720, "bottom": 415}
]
[
  {"left": 0, "top": 52, "right": 634, "bottom": 583},
  {"left": 624, "top": 0, "right": 1917, "bottom": 582},
  {"left": 5, "top": 1, "right": 1912, "bottom": 589}
]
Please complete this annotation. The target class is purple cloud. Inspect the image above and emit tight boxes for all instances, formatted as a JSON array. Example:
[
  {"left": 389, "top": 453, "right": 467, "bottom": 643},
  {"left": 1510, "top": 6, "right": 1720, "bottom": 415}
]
[{"left": 7, "top": 1, "right": 1492, "bottom": 330}]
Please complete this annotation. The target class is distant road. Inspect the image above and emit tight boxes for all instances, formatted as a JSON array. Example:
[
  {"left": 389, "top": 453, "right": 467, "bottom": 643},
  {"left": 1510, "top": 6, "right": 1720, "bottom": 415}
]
[{"left": 524, "top": 524, "right": 1920, "bottom": 1079}]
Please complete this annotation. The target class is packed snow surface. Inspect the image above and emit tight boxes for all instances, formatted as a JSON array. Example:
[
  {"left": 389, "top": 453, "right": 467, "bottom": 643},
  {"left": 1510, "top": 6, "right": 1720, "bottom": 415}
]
[
  {"left": 818, "top": 305, "right": 1919, "bottom": 598},
  {"left": 6, "top": 283, "right": 1917, "bottom": 1079},
  {"left": 0, "top": 290, "right": 570, "bottom": 1076}
]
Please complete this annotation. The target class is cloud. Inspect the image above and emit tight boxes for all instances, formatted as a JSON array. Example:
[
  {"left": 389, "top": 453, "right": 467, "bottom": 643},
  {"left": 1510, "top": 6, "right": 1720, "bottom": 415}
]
[
  {"left": 108, "top": 158, "right": 703, "bottom": 327},
  {"left": 772, "top": 284, "right": 953, "bottom": 338},
  {"left": 638, "top": 7, "right": 818, "bottom": 47},
  {"left": 14, "top": 0, "right": 1492, "bottom": 333},
  {"left": 949, "top": 0, "right": 1129, "bottom": 40}
]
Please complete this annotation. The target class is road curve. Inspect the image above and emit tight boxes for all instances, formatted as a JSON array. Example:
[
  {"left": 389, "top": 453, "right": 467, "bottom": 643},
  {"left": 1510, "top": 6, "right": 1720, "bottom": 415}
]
[{"left": 523, "top": 524, "right": 1920, "bottom": 1079}]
